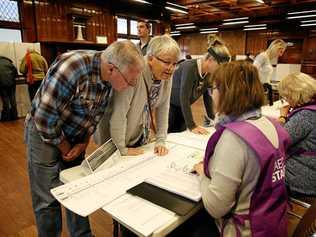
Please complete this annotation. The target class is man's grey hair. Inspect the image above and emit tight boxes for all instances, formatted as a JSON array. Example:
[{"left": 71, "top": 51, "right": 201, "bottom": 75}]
[
  {"left": 101, "top": 40, "right": 145, "bottom": 73},
  {"left": 146, "top": 34, "right": 181, "bottom": 60}
]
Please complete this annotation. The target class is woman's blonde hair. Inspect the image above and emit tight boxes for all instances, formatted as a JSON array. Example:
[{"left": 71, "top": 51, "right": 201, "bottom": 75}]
[
  {"left": 266, "top": 39, "right": 287, "bottom": 59},
  {"left": 205, "top": 35, "right": 231, "bottom": 64},
  {"left": 278, "top": 72, "right": 316, "bottom": 107}
]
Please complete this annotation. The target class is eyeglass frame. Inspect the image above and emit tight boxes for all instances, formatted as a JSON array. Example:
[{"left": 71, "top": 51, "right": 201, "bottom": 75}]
[
  {"left": 207, "top": 85, "right": 218, "bottom": 96},
  {"left": 110, "top": 63, "right": 137, "bottom": 87},
  {"left": 153, "top": 55, "right": 178, "bottom": 69}
]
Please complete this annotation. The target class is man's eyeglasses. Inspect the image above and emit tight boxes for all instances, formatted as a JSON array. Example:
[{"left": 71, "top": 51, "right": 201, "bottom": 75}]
[
  {"left": 154, "top": 56, "right": 177, "bottom": 68},
  {"left": 110, "top": 63, "right": 137, "bottom": 87}
]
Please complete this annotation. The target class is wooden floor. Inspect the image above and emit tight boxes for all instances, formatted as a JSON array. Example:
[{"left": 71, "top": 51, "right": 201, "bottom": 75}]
[
  {"left": 0, "top": 99, "right": 206, "bottom": 237},
  {"left": 0, "top": 98, "right": 303, "bottom": 237},
  {"left": 0, "top": 118, "right": 112, "bottom": 237}
]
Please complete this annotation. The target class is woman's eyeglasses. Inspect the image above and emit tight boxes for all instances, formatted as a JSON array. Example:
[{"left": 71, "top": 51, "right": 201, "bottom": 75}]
[
  {"left": 207, "top": 85, "right": 218, "bottom": 96},
  {"left": 154, "top": 56, "right": 177, "bottom": 68}
]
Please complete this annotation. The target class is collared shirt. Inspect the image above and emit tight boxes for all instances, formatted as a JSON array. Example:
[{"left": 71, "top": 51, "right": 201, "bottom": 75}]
[
  {"left": 28, "top": 50, "right": 112, "bottom": 145},
  {"left": 214, "top": 109, "right": 262, "bottom": 129},
  {"left": 137, "top": 38, "right": 151, "bottom": 56}
]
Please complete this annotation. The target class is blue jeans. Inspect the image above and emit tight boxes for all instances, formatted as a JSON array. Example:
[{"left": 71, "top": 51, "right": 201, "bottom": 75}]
[{"left": 25, "top": 119, "right": 92, "bottom": 237}]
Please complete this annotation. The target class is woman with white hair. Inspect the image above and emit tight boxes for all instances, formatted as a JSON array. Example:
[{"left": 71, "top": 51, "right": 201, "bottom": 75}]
[
  {"left": 94, "top": 34, "right": 180, "bottom": 157},
  {"left": 278, "top": 72, "right": 316, "bottom": 203},
  {"left": 254, "top": 39, "right": 287, "bottom": 105}
]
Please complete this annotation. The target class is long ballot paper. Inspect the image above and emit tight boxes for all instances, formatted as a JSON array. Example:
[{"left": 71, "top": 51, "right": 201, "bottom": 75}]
[
  {"left": 52, "top": 133, "right": 209, "bottom": 236},
  {"left": 51, "top": 147, "right": 163, "bottom": 216},
  {"left": 51, "top": 142, "right": 177, "bottom": 216}
]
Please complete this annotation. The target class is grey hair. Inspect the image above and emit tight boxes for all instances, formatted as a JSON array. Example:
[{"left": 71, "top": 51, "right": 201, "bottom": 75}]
[
  {"left": 101, "top": 40, "right": 144, "bottom": 73},
  {"left": 146, "top": 34, "right": 181, "bottom": 60},
  {"left": 278, "top": 72, "right": 316, "bottom": 107}
]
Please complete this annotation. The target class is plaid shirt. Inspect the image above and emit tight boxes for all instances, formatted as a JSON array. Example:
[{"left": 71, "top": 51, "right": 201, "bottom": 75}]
[{"left": 28, "top": 50, "right": 112, "bottom": 145}]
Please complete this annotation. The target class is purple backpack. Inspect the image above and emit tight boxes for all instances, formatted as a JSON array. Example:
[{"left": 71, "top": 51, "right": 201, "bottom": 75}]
[{"left": 203, "top": 118, "right": 290, "bottom": 237}]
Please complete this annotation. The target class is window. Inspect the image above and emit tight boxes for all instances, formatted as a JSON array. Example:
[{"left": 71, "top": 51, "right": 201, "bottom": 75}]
[
  {"left": 117, "top": 18, "right": 127, "bottom": 34},
  {"left": 0, "top": 0, "right": 21, "bottom": 42},
  {"left": 116, "top": 16, "right": 155, "bottom": 42},
  {"left": 0, "top": 0, "right": 20, "bottom": 22},
  {"left": 0, "top": 28, "right": 21, "bottom": 42},
  {"left": 130, "top": 20, "right": 138, "bottom": 36}
]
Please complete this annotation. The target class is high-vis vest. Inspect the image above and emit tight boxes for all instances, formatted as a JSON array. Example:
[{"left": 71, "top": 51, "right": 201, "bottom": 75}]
[{"left": 203, "top": 118, "right": 290, "bottom": 237}]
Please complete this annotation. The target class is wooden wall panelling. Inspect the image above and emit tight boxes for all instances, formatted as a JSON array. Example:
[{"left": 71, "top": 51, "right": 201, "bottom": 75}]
[
  {"left": 106, "top": 14, "right": 116, "bottom": 43},
  {"left": 301, "top": 32, "right": 316, "bottom": 77},
  {"left": 94, "top": 14, "right": 102, "bottom": 41},
  {"left": 20, "top": 0, "right": 116, "bottom": 44},
  {"left": 35, "top": 1, "right": 44, "bottom": 40},
  {"left": 303, "top": 35, "right": 316, "bottom": 61},
  {"left": 177, "top": 31, "right": 246, "bottom": 57},
  {"left": 28, "top": 0, "right": 115, "bottom": 43},
  {"left": 57, "top": 4, "right": 68, "bottom": 41},
  {"left": 278, "top": 38, "right": 303, "bottom": 64},
  {"left": 219, "top": 31, "right": 246, "bottom": 56},
  {"left": 246, "top": 31, "right": 267, "bottom": 56},
  {"left": 155, "top": 21, "right": 168, "bottom": 36},
  {"left": 177, "top": 33, "right": 209, "bottom": 55},
  {"left": 20, "top": 1, "right": 36, "bottom": 42},
  {"left": 43, "top": 1, "right": 50, "bottom": 41}
]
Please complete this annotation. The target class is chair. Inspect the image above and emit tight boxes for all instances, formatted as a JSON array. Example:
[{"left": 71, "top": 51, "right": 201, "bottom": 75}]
[
  {"left": 263, "top": 83, "right": 273, "bottom": 106},
  {"left": 292, "top": 198, "right": 316, "bottom": 237},
  {"left": 288, "top": 197, "right": 316, "bottom": 237}
]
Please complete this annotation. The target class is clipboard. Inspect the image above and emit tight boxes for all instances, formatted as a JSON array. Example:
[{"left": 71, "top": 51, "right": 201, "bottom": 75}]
[{"left": 127, "top": 182, "right": 200, "bottom": 216}]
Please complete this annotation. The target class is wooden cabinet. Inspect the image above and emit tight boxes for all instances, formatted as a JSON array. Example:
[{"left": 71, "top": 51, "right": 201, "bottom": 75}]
[{"left": 20, "top": 0, "right": 116, "bottom": 44}]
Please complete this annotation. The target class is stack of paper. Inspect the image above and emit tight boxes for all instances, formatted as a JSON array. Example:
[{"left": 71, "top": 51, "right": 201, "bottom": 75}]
[
  {"left": 104, "top": 194, "right": 175, "bottom": 237},
  {"left": 51, "top": 155, "right": 160, "bottom": 216}
]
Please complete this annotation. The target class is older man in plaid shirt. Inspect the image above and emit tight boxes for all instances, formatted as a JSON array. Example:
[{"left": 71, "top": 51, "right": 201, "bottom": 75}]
[{"left": 24, "top": 40, "right": 144, "bottom": 237}]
